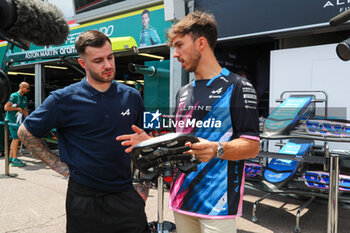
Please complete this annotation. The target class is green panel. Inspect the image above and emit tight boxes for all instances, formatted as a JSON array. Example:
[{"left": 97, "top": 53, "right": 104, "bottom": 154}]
[
  {"left": 0, "top": 5, "right": 171, "bottom": 64},
  {"left": 0, "top": 126, "right": 3, "bottom": 152},
  {"left": 0, "top": 43, "right": 6, "bottom": 62},
  {"left": 65, "top": 6, "right": 170, "bottom": 47},
  {"left": 0, "top": 110, "right": 3, "bottom": 152},
  {"left": 144, "top": 60, "right": 170, "bottom": 114}
]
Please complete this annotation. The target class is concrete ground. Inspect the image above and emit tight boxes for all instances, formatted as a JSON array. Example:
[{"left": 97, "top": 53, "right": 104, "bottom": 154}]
[{"left": 1, "top": 153, "right": 350, "bottom": 233}]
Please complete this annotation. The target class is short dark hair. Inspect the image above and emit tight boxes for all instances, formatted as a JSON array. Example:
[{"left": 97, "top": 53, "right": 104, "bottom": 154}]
[
  {"left": 142, "top": 9, "right": 149, "bottom": 16},
  {"left": 75, "top": 30, "right": 111, "bottom": 55},
  {"left": 167, "top": 11, "right": 218, "bottom": 50}
]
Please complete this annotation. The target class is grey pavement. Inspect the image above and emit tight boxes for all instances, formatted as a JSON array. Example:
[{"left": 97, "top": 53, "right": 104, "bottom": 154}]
[{"left": 1, "top": 153, "right": 350, "bottom": 233}]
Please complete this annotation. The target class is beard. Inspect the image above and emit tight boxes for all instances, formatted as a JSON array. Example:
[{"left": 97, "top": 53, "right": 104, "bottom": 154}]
[
  {"left": 87, "top": 67, "right": 115, "bottom": 83},
  {"left": 184, "top": 48, "right": 201, "bottom": 72}
]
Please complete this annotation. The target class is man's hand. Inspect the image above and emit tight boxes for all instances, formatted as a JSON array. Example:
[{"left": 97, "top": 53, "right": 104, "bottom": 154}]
[
  {"left": 187, "top": 138, "right": 217, "bottom": 163},
  {"left": 189, "top": 137, "right": 260, "bottom": 162},
  {"left": 116, "top": 125, "right": 152, "bottom": 153},
  {"left": 133, "top": 182, "right": 151, "bottom": 202}
]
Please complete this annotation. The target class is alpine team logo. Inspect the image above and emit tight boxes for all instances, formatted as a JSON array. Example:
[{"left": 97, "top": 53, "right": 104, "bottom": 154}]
[
  {"left": 144, "top": 110, "right": 162, "bottom": 129},
  {"left": 121, "top": 109, "right": 131, "bottom": 116},
  {"left": 209, "top": 87, "right": 223, "bottom": 99},
  {"left": 211, "top": 87, "right": 223, "bottom": 95}
]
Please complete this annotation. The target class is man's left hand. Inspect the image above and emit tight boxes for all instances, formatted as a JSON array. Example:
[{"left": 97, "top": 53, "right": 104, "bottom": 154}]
[{"left": 116, "top": 125, "right": 151, "bottom": 153}]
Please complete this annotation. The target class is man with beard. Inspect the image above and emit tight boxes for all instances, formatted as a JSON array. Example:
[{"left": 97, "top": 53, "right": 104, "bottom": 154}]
[
  {"left": 117, "top": 12, "right": 260, "bottom": 233},
  {"left": 18, "top": 30, "right": 150, "bottom": 233},
  {"left": 4, "top": 82, "right": 30, "bottom": 167}
]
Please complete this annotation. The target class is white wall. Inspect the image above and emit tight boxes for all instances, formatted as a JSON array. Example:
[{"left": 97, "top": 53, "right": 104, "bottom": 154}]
[
  {"left": 270, "top": 43, "right": 350, "bottom": 150},
  {"left": 270, "top": 43, "right": 350, "bottom": 119}
]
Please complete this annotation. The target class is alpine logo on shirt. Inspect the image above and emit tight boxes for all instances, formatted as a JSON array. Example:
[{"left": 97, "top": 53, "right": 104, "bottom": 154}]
[
  {"left": 211, "top": 87, "right": 223, "bottom": 95},
  {"left": 209, "top": 87, "right": 223, "bottom": 99},
  {"left": 121, "top": 109, "right": 131, "bottom": 116}
]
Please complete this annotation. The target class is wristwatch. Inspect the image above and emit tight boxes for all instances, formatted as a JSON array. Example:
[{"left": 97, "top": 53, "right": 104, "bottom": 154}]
[{"left": 216, "top": 142, "right": 224, "bottom": 158}]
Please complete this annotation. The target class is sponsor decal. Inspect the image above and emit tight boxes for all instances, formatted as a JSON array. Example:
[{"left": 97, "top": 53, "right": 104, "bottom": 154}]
[
  {"left": 243, "top": 94, "right": 257, "bottom": 100},
  {"left": 180, "top": 90, "right": 188, "bottom": 102},
  {"left": 212, "top": 193, "right": 227, "bottom": 213},
  {"left": 245, "top": 105, "right": 257, "bottom": 109},
  {"left": 24, "top": 46, "right": 77, "bottom": 59},
  {"left": 242, "top": 87, "right": 256, "bottom": 94},
  {"left": 179, "top": 105, "right": 212, "bottom": 111},
  {"left": 241, "top": 80, "right": 253, "bottom": 87},
  {"left": 267, "top": 173, "right": 284, "bottom": 179},
  {"left": 267, "top": 121, "right": 285, "bottom": 127},
  {"left": 220, "top": 76, "right": 229, "bottom": 82},
  {"left": 245, "top": 100, "right": 258, "bottom": 105},
  {"left": 65, "top": 25, "right": 114, "bottom": 45}
]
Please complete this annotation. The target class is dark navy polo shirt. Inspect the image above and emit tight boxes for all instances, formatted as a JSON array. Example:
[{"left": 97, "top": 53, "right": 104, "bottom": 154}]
[{"left": 24, "top": 78, "right": 145, "bottom": 192}]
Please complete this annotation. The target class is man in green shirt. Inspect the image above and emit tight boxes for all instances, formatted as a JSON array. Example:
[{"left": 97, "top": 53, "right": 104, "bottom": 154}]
[
  {"left": 139, "top": 9, "right": 161, "bottom": 47},
  {"left": 4, "top": 82, "right": 30, "bottom": 166}
]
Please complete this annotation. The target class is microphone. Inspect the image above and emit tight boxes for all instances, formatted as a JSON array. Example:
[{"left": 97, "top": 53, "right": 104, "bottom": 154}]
[
  {"left": 0, "top": 0, "right": 70, "bottom": 48},
  {"left": 329, "top": 9, "right": 350, "bottom": 26}
]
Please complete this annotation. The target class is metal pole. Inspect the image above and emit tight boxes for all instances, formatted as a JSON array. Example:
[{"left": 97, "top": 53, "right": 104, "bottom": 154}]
[
  {"left": 327, "top": 154, "right": 340, "bottom": 233},
  {"left": 34, "top": 64, "right": 45, "bottom": 108},
  {"left": 157, "top": 175, "right": 164, "bottom": 233},
  {"left": 0, "top": 121, "right": 18, "bottom": 178},
  {"left": 324, "top": 142, "right": 329, "bottom": 171},
  {"left": 327, "top": 154, "right": 334, "bottom": 233},
  {"left": 333, "top": 155, "right": 340, "bottom": 233},
  {"left": 4, "top": 120, "right": 9, "bottom": 175}
]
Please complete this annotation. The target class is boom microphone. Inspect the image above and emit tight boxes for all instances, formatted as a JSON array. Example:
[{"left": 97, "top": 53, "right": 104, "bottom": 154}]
[
  {"left": 329, "top": 8, "right": 350, "bottom": 26},
  {"left": 0, "top": 0, "right": 69, "bottom": 47}
]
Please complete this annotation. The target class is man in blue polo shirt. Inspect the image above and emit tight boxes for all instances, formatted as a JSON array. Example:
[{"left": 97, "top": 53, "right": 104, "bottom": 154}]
[{"left": 18, "top": 30, "right": 150, "bottom": 233}]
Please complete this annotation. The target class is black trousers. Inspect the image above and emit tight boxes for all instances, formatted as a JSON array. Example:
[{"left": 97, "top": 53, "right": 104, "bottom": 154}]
[{"left": 66, "top": 178, "right": 150, "bottom": 233}]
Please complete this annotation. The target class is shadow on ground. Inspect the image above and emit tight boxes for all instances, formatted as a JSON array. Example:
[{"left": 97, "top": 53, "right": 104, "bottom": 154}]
[{"left": 239, "top": 188, "right": 350, "bottom": 233}]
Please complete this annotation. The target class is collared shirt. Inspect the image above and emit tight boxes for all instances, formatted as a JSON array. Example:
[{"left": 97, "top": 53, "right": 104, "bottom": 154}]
[
  {"left": 24, "top": 78, "right": 145, "bottom": 192},
  {"left": 5, "top": 91, "right": 27, "bottom": 123}
]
